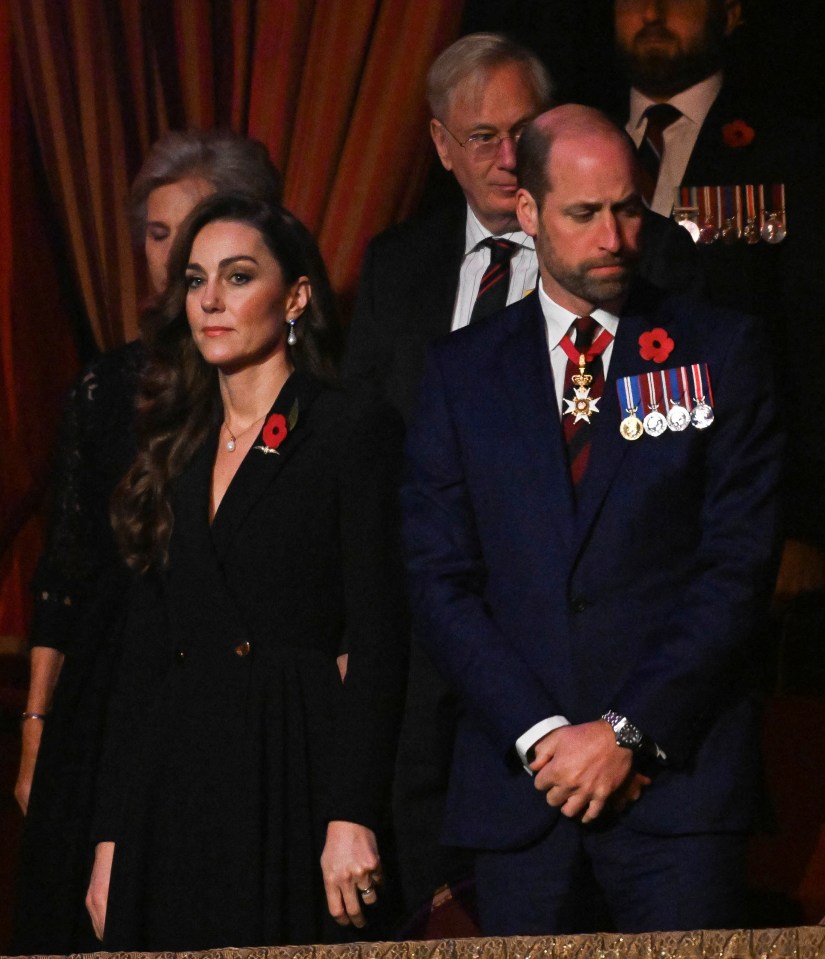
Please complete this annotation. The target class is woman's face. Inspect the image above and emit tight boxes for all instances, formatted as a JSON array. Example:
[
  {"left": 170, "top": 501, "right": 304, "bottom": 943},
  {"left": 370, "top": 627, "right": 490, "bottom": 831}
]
[
  {"left": 144, "top": 176, "right": 215, "bottom": 293},
  {"left": 185, "top": 219, "right": 309, "bottom": 373}
]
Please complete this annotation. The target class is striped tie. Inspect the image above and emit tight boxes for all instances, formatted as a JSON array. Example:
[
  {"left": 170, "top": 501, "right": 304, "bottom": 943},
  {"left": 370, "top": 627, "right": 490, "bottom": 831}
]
[
  {"left": 470, "top": 238, "right": 518, "bottom": 324},
  {"left": 562, "top": 316, "right": 609, "bottom": 490},
  {"left": 637, "top": 103, "right": 681, "bottom": 204}
]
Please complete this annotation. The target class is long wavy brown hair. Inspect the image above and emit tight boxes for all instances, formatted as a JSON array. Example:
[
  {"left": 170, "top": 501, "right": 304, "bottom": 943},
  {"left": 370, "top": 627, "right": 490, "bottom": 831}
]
[{"left": 112, "top": 193, "right": 343, "bottom": 573}]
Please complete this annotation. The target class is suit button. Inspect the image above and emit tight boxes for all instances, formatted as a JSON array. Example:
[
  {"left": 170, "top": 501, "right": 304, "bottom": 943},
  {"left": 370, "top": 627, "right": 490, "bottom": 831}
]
[
  {"left": 234, "top": 641, "right": 251, "bottom": 657},
  {"left": 175, "top": 649, "right": 185, "bottom": 663},
  {"left": 570, "top": 597, "right": 588, "bottom": 613}
]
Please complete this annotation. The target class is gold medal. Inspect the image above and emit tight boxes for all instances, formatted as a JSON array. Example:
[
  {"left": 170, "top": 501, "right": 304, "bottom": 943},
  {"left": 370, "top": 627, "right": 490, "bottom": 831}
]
[{"left": 620, "top": 414, "right": 644, "bottom": 440}]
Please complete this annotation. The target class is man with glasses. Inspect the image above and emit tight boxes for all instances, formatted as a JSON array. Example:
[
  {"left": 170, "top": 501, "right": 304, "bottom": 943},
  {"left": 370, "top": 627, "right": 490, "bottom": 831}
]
[
  {"left": 344, "top": 32, "right": 552, "bottom": 922},
  {"left": 346, "top": 33, "right": 552, "bottom": 422}
]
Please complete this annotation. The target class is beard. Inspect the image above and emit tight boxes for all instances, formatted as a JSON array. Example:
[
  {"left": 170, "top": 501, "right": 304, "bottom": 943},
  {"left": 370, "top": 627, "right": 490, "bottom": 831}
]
[
  {"left": 618, "top": 24, "right": 725, "bottom": 98},
  {"left": 550, "top": 253, "right": 638, "bottom": 309}
]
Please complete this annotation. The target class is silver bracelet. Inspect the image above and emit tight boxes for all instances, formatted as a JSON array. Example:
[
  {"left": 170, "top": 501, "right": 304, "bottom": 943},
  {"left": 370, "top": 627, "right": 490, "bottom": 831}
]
[{"left": 21, "top": 711, "right": 48, "bottom": 722}]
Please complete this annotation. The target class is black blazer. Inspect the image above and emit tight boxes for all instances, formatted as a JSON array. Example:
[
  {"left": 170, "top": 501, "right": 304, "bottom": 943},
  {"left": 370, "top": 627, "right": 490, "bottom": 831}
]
[
  {"left": 635, "top": 82, "right": 825, "bottom": 544},
  {"left": 96, "top": 373, "right": 409, "bottom": 949},
  {"left": 345, "top": 198, "right": 699, "bottom": 424}
]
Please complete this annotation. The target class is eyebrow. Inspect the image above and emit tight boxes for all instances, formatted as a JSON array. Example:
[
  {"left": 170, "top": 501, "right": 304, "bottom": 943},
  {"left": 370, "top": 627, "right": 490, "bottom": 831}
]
[
  {"left": 563, "top": 193, "right": 642, "bottom": 213},
  {"left": 186, "top": 255, "right": 260, "bottom": 271},
  {"left": 468, "top": 114, "right": 534, "bottom": 134}
]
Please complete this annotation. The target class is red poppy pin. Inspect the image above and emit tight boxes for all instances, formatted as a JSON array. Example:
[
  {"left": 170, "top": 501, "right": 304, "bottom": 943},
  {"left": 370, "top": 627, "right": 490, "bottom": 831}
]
[
  {"left": 255, "top": 400, "right": 299, "bottom": 455},
  {"left": 722, "top": 119, "right": 755, "bottom": 149},
  {"left": 638, "top": 328, "right": 674, "bottom": 364}
]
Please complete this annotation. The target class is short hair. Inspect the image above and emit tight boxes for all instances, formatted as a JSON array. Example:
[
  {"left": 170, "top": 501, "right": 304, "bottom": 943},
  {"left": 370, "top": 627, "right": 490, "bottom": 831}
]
[
  {"left": 129, "top": 129, "right": 283, "bottom": 246},
  {"left": 426, "top": 32, "right": 553, "bottom": 120},
  {"left": 517, "top": 106, "right": 636, "bottom": 208}
]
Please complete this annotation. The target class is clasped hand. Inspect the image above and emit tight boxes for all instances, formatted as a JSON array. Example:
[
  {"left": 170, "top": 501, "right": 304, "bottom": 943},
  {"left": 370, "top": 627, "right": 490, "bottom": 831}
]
[{"left": 529, "top": 720, "right": 650, "bottom": 823}]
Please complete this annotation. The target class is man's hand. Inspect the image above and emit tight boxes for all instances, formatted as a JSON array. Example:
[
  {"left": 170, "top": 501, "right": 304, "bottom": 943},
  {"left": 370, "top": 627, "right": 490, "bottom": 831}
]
[
  {"left": 774, "top": 538, "right": 825, "bottom": 608},
  {"left": 610, "top": 770, "right": 652, "bottom": 813},
  {"left": 529, "top": 720, "right": 634, "bottom": 823}
]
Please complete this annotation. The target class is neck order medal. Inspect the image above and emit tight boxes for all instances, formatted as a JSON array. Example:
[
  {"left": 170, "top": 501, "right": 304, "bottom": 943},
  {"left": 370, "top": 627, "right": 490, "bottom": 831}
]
[{"left": 563, "top": 351, "right": 601, "bottom": 424}]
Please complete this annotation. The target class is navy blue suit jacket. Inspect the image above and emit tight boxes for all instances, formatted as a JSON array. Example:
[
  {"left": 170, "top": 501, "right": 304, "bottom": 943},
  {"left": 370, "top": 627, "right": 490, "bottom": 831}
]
[{"left": 402, "top": 283, "right": 782, "bottom": 851}]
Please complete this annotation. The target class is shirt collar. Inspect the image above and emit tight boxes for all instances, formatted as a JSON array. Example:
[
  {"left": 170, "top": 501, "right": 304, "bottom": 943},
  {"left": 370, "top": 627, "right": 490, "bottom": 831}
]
[
  {"left": 464, "top": 204, "right": 534, "bottom": 255},
  {"left": 538, "top": 282, "right": 620, "bottom": 348},
  {"left": 628, "top": 71, "right": 723, "bottom": 134}
]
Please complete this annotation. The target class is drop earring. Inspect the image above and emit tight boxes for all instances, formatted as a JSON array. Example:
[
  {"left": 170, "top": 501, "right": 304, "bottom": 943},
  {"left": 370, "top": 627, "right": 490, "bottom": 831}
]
[{"left": 287, "top": 316, "right": 298, "bottom": 346}]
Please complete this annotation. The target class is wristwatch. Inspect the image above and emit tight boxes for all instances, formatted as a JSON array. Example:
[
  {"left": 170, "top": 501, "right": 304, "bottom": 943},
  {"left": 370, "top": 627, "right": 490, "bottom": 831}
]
[{"left": 601, "top": 710, "right": 659, "bottom": 759}]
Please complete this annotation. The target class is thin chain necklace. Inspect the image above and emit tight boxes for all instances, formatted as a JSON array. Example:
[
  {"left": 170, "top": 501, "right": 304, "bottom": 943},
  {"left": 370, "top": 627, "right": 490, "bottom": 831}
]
[{"left": 222, "top": 412, "right": 267, "bottom": 453}]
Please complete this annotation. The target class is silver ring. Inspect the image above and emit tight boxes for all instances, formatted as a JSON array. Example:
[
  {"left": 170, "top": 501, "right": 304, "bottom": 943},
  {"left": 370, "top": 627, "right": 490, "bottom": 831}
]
[{"left": 358, "top": 883, "right": 376, "bottom": 897}]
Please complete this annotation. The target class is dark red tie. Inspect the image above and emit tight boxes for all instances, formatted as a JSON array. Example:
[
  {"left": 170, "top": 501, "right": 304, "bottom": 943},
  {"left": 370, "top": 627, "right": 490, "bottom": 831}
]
[
  {"left": 470, "top": 238, "right": 519, "bottom": 323},
  {"left": 561, "top": 316, "right": 611, "bottom": 489},
  {"left": 637, "top": 103, "right": 681, "bottom": 203}
]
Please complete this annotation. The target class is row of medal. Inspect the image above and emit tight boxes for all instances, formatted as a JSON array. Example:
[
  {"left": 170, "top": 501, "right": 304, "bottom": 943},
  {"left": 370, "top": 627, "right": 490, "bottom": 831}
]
[
  {"left": 672, "top": 183, "right": 787, "bottom": 245},
  {"left": 617, "top": 365, "right": 714, "bottom": 441}
]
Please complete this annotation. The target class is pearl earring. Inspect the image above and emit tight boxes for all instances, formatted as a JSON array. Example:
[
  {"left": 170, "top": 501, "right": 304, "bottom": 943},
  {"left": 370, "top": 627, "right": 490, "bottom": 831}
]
[{"left": 287, "top": 316, "right": 298, "bottom": 346}]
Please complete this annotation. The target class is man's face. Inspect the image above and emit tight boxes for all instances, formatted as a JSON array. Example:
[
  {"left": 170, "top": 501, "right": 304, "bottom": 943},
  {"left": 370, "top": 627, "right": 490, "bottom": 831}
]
[
  {"left": 431, "top": 62, "right": 543, "bottom": 234},
  {"left": 615, "top": 0, "right": 741, "bottom": 98},
  {"left": 516, "top": 133, "right": 643, "bottom": 316}
]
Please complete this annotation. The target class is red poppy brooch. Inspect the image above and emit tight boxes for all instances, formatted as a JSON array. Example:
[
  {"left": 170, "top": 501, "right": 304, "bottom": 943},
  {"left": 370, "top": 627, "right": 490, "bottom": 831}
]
[
  {"left": 722, "top": 119, "right": 755, "bottom": 148},
  {"left": 254, "top": 399, "right": 299, "bottom": 455},
  {"left": 638, "top": 328, "right": 674, "bottom": 364}
]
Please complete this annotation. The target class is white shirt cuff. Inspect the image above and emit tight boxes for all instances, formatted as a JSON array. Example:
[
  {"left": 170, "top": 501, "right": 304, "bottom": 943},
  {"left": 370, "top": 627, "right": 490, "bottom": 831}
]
[{"left": 515, "top": 715, "right": 571, "bottom": 772}]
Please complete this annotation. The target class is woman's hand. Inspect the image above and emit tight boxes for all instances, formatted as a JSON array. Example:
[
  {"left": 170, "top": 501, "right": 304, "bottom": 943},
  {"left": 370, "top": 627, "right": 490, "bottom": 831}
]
[
  {"left": 85, "top": 841, "right": 115, "bottom": 941},
  {"left": 320, "top": 820, "right": 382, "bottom": 928},
  {"left": 15, "top": 720, "right": 45, "bottom": 814},
  {"left": 15, "top": 645, "right": 65, "bottom": 814}
]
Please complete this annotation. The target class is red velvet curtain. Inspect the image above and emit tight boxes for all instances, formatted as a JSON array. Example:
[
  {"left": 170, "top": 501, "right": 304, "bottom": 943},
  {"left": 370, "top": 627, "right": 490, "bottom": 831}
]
[{"left": 0, "top": 0, "right": 464, "bottom": 641}]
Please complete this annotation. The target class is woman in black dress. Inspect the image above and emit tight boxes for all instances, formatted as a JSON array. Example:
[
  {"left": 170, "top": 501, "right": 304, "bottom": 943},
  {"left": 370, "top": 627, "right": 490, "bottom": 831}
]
[
  {"left": 85, "top": 194, "right": 408, "bottom": 951},
  {"left": 13, "top": 131, "right": 283, "bottom": 955}
]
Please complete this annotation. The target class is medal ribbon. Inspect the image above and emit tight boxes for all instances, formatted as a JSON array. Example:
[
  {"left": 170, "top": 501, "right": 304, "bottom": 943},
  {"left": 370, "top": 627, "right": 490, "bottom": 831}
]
[
  {"left": 772, "top": 182, "right": 786, "bottom": 215},
  {"left": 668, "top": 366, "right": 684, "bottom": 408},
  {"left": 690, "top": 362, "right": 714, "bottom": 406},
  {"left": 617, "top": 374, "right": 641, "bottom": 414},
  {"left": 558, "top": 326, "right": 613, "bottom": 366},
  {"left": 660, "top": 369, "right": 672, "bottom": 413},
  {"left": 640, "top": 372, "right": 661, "bottom": 413}
]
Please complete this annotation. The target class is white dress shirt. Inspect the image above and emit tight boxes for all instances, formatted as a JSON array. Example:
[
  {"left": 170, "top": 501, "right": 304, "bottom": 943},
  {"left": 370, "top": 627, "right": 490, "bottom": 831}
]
[
  {"left": 626, "top": 72, "right": 723, "bottom": 217},
  {"left": 514, "top": 285, "right": 620, "bottom": 769},
  {"left": 450, "top": 206, "right": 537, "bottom": 332}
]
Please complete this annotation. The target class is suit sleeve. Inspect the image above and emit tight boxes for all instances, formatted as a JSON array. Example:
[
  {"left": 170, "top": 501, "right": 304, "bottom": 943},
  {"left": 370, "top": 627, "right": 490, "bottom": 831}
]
[
  {"left": 611, "top": 314, "right": 782, "bottom": 764},
  {"left": 91, "top": 574, "right": 169, "bottom": 843},
  {"left": 326, "top": 395, "right": 410, "bottom": 831},
  {"left": 402, "top": 349, "right": 566, "bottom": 758},
  {"left": 342, "top": 238, "right": 386, "bottom": 389}
]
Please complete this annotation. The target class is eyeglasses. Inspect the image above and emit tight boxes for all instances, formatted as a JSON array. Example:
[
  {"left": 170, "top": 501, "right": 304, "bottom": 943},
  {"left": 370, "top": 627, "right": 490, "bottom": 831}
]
[{"left": 437, "top": 120, "right": 527, "bottom": 161}]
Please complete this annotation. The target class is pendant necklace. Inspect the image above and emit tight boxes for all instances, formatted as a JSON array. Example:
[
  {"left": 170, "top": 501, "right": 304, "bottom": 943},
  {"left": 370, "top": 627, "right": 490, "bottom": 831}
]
[{"left": 222, "top": 413, "right": 267, "bottom": 452}]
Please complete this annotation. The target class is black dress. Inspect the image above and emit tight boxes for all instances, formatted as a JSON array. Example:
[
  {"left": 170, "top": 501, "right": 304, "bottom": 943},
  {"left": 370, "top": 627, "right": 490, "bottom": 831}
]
[
  {"left": 95, "top": 372, "right": 408, "bottom": 951},
  {"left": 12, "top": 341, "right": 144, "bottom": 954}
]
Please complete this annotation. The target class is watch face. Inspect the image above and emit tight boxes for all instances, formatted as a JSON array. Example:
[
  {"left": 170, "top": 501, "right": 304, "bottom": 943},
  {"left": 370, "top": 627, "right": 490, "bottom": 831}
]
[{"left": 618, "top": 724, "right": 642, "bottom": 748}]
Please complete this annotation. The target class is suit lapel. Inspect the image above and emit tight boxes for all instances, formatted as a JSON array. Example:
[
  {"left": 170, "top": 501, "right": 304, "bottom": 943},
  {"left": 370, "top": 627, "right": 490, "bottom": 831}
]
[
  {"left": 572, "top": 284, "right": 662, "bottom": 548},
  {"left": 501, "top": 292, "right": 576, "bottom": 545},
  {"left": 171, "top": 425, "right": 218, "bottom": 564},
  {"left": 418, "top": 205, "right": 466, "bottom": 340},
  {"left": 210, "top": 370, "right": 323, "bottom": 561}
]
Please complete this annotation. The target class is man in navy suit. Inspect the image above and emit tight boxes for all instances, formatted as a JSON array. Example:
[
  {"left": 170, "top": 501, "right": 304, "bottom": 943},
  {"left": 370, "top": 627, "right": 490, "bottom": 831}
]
[
  {"left": 345, "top": 33, "right": 698, "bottom": 919},
  {"left": 615, "top": 0, "right": 825, "bottom": 612},
  {"left": 345, "top": 34, "right": 554, "bottom": 916},
  {"left": 402, "top": 104, "right": 781, "bottom": 934}
]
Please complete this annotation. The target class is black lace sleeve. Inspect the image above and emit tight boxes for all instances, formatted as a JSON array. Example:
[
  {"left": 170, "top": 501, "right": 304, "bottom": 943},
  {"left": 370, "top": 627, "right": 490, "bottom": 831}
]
[{"left": 28, "top": 341, "right": 145, "bottom": 653}]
